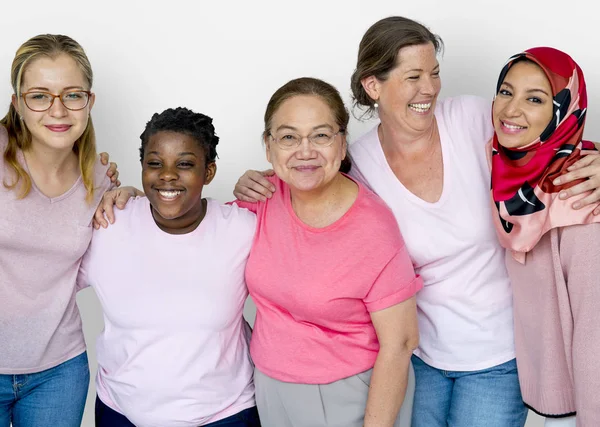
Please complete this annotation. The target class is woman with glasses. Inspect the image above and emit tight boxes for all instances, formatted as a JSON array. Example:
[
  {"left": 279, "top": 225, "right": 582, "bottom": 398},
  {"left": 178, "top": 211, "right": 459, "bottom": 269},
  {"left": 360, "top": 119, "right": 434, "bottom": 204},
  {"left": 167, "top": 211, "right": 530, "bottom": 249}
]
[
  {"left": 231, "top": 77, "right": 422, "bottom": 426},
  {"left": 0, "top": 34, "right": 118, "bottom": 427}
]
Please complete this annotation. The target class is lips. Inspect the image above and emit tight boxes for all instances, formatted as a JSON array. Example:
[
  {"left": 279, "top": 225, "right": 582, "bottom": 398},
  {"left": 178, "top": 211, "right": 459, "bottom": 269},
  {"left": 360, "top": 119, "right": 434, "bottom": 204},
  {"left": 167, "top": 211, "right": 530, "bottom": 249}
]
[
  {"left": 293, "top": 165, "right": 320, "bottom": 172},
  {"left": 408, "top": 102, "right": 432, "bottom": 113},
  {"left": 500, "top": 120, "right": 527, "bottom": 134},
  {"left": 155, "top": 189, "right": 185, "bottom": 201},
  {"left": 45, "top": 125, "right": 71, "bottom": 132}
]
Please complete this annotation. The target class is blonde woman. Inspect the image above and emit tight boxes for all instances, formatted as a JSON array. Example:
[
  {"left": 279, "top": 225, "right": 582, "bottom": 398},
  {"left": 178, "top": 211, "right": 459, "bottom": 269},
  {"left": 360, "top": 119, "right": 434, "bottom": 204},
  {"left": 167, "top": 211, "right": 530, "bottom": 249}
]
[{"left": 0, "top": 34, "right": 117, "bottom": 427}]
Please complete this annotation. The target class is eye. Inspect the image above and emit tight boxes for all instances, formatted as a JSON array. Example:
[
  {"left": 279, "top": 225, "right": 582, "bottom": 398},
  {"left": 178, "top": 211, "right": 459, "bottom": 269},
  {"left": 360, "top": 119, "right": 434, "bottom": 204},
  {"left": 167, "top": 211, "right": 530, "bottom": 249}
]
[
  {"left": 28, "top": 93, "right": 49, "bottom": 100},
  {"left": 178, "top": 161, "right": 194, "bottom": 168},
  {"left": 498, "top": 89, "right": 512, "bottom": 97},
  {"left": 432, "top": 71, "right": 440, "bottom": 78},
  {"left": 528, "top": 97, "right": 543, "bottom": 104},
  {"left": 281, "top": 134, "right": 296, "bottom": 140},
  {"left": 64, "top": 92, "right": 83, "bottom": 99},
  {"left": 407, "top": 75, "right": 419, "bottom": 81},
  {"left": 146, "top": 161, "right": 161, "bottom": 168}
]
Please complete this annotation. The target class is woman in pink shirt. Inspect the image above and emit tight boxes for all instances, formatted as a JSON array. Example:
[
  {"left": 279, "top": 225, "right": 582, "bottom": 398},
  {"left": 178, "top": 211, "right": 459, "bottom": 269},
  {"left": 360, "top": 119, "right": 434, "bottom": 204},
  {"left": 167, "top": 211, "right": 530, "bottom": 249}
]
[
  {"left": 234, "top": 77, "right": 422, "bottom": 426},
  {"left": 489, "top": 47, "right": 600, "bottom": 427},
  {"left": 0, "top": 34, "right": 117, "bottom": 427}
]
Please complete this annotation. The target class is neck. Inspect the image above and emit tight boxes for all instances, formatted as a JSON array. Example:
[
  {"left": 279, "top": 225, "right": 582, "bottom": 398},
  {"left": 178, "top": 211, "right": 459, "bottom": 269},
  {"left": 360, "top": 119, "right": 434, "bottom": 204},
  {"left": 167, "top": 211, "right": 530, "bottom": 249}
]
[
  {"left": 24, "top": 140, "right": 78, "bottom": 177},
  {"left": 289, "top": 173, "right": 346, "bottom": 210},
  {"left": 378, "top": 117, "right": 439, "bottom": 159},
  {"left": 152, "top": 198, "right": 208, "bottom": 235}
]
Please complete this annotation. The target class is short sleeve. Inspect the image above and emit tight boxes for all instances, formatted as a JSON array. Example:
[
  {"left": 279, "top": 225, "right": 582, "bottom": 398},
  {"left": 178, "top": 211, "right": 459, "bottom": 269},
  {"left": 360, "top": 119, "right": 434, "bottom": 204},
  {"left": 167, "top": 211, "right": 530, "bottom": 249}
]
[
  {"left": 456, "top": 95, "right": 494, "bottom": 144},
  {"left": 230, "top": 199, "right": 259, "bottom": 214},
  {"left": 363, "top": 244, "right": 423, "bottom": 312}
]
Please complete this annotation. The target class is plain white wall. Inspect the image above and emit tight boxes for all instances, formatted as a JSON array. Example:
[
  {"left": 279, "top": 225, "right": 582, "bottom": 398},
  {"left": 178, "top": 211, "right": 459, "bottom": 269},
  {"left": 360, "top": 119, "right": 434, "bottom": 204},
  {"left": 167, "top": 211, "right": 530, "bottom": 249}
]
[{"left": 2, "top": 1, "right": 598, "bottom": 425}]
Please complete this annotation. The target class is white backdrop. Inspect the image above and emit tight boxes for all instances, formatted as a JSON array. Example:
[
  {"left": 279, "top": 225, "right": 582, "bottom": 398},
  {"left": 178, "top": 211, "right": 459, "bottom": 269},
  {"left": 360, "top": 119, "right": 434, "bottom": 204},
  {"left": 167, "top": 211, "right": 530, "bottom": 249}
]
[{"left": 2, "top": 1, "right": 598, "bottom": 425}]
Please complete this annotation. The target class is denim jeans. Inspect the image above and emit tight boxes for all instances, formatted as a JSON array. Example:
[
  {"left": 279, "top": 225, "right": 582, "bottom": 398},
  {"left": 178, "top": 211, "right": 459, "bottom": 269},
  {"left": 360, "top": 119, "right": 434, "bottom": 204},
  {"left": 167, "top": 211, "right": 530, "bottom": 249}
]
[
  {"left": 95, "top": 396, "right": 261, "bottom": 427},
  {"left": 0, "top": 352, "right": 89, "bottom": 427},
  {"left": 411, "top": 355, "right": 528, "bottom": 427}
]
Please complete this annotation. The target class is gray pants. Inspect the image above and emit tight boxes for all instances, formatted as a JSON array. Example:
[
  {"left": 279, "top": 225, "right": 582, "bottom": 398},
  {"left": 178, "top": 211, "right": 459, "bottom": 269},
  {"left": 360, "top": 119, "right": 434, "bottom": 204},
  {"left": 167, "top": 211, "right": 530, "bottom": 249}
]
[{"left": 254, "top": 368, "right": 408, "bottom": 427}]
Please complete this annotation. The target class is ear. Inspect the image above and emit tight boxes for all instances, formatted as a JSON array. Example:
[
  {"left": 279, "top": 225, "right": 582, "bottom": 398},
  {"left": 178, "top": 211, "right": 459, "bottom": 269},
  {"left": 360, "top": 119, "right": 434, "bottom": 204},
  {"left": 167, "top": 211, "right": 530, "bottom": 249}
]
[
  {"left": 11, "top": 94, "right": 20, "bottom": 115},
  {"left": 87, "top": 92, "right": 96, "bottom": 112},
  {"left": 264, "top": 135, "right": 272, "bottom": 164},
  {"left": 360, "top": 75, "right": 380, "bottom": 104},
  {"left": 204, "top": 162, "right": 217, "bottom": 185}
]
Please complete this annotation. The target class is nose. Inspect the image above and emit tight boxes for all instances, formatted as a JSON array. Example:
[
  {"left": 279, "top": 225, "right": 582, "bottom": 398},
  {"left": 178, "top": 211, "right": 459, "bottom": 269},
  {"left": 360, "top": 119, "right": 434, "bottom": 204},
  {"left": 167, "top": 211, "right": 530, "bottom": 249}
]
[
  {"left": 48, "top": 96, "right": 68, "bottom": 118},
  {"left": 503, "top": 97, "right": 522, "bottom": 118},
  {"left": 159, "top": 165, "right": 179, "bottom": 181},
  {"left": 419, "top": 75, "right": 437, "bottom": 96},
  {"left": 295, "top": 136, "right": 318, "bottom": 159}
]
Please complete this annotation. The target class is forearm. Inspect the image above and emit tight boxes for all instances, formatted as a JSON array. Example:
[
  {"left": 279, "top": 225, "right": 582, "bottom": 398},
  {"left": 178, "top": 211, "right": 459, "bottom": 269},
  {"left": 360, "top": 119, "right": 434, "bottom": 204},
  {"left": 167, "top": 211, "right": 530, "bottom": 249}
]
[{"left": 363, "top": 347, "right": 412, "bottom": 427}]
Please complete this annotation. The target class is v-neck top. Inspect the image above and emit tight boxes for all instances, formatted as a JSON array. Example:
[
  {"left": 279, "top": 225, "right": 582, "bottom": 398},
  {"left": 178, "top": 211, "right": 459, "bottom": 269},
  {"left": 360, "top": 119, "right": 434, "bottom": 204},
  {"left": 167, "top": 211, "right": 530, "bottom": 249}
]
[
  {"left": 349, "top": 95, "right": 515, "bottom": 371},
  {"left": 0, "top": 125, "right": 111, "bottom": 373}
]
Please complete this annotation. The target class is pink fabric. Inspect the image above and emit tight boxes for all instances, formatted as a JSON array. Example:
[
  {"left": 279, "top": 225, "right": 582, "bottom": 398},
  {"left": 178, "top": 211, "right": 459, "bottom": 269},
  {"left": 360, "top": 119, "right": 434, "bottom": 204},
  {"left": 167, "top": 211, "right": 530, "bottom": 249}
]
[
  {"left": 490, "top": 47, "right": 600, "bottom": 258},
  {"left": 0, "top": 125, "right": 110, "bottom": 374},
  {"left": 78, "top": 197, "right": 256, "bottom": 427},
  {"left": 506, "top": 224, "right": 600, "bottom": 425},
  {"left": 235, "top": 175, "right": 422, "bottom": 384},
  {"left": 350, "top": 96, "right": 516, "bottom": 371}
]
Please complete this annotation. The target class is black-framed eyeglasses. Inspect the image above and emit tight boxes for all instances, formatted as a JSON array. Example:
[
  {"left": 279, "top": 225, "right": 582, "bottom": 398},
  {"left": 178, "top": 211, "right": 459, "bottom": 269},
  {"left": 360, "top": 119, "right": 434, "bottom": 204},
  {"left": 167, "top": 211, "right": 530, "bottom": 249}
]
[
  {"left": 269, "top": 129, "right": 344, "bottom": 150},
  {"left": 20, "top": 90, "right": 92, "bottom": 112}
]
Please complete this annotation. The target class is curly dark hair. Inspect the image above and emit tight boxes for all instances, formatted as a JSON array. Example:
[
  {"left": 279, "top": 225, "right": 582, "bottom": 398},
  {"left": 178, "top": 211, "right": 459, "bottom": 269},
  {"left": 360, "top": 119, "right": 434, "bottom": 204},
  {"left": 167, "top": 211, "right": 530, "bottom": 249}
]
[{"left": 139, "top": 107, "right": 219, "bottom": 165}]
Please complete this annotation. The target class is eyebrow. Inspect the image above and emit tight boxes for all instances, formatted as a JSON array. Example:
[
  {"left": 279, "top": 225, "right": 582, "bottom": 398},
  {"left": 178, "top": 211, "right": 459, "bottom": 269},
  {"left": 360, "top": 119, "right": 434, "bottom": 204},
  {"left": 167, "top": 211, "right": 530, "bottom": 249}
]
[
  {"left": 146, "top": 151, "right": 198, "bottom": 157},
  {"left": 404, "top": 64, "right": 440, "bottom": 73},
  {"left": 501, "top": 81, "right": 550, "bottom": 97},
  {"left": 274, "top": 124, "right": 334, "bottom": 132},
  {"left": 25, "top": 86, "right": 86, "bottom": 92}
]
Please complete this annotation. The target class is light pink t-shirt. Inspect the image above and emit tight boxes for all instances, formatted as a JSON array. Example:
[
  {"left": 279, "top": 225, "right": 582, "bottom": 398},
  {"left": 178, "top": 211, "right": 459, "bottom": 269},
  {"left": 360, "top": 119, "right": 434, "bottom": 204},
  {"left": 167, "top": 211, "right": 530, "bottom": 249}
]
[
  {"left": 0, "top": 125, "right": 110, "bottom": 374},
  {"left": 349, "top": 96, "right": 515, "bottom": 371},
  {"left": 235, "top": 175, "right": 423, "bottom": 384},
  {"left": 77, "top": 196, "right": 256, "bottom": 427}
]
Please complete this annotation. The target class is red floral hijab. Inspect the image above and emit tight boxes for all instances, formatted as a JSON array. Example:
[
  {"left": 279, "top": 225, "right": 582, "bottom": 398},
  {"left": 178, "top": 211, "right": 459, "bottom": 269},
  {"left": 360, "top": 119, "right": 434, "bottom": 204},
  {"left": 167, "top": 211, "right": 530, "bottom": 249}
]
[{"left": 490, "top": 47, "right": 598, "bottom": 259}]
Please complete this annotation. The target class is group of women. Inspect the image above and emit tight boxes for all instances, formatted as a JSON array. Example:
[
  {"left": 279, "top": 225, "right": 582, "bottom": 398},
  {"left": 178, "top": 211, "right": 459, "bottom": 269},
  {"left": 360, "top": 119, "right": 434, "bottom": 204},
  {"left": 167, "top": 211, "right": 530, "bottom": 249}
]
[{"left": 1, "top": 14, "right": 599, "bottom": 427}]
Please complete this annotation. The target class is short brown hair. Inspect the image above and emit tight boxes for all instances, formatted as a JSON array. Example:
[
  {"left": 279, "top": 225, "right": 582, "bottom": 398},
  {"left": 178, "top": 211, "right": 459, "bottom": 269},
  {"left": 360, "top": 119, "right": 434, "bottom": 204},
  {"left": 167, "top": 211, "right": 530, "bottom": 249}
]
[
  {"left": 263, "top": 77, "right": 351, "bottom": 173},
  {"left": 350, "top": 16, "right": 443, "bottom": 118}
]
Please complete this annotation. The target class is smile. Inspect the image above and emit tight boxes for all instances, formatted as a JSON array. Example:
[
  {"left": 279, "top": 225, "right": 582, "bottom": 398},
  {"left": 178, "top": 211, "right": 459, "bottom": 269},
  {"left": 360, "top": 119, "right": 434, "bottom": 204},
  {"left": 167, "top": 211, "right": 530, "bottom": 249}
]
[
  {"left": 408, "top": 103, "right": 432, "bottom": 113},
  {"left": 45, "top": 125, "right": 72, "bottom": 132},
  {"left": 501, "top": 120, "right": 527, "bottom": 131},
  {"left": 157, "top": 190, "right": 183, "bottom": 200}
]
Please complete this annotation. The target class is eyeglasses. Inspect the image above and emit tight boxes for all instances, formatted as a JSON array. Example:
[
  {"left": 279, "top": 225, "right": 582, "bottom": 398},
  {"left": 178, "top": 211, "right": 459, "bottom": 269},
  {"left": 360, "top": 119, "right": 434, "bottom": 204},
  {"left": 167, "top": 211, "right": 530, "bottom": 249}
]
[
  {"left": 269, "top": 129, "right": 343, "bottom": 150},
  {"left": 20, "top": 90, "right": 92, "bottom": 112}
]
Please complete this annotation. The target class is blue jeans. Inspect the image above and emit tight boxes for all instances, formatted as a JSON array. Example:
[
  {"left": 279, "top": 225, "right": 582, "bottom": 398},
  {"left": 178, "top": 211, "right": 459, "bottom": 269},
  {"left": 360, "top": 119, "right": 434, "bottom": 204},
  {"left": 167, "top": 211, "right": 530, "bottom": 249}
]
[
  {"left": 0, "top": 352, "right": 89, "bottom": 427},
  {"left": 95, "top": 396, "right": 261, "bottom": 426},
  {"left": 411, "top": 355, "right": 528, "bottom": 427}
]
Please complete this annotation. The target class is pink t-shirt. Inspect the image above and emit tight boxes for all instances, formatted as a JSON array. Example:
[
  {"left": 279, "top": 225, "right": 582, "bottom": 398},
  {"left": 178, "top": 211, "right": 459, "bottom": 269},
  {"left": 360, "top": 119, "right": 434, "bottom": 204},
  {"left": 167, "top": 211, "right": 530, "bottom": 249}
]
[
  {"left": 0, "top": 125, "right": 110, "bottom": 374},
  {"left": 77, "top": 197, "right": 257, "bottom": 427},
  {"left": 235, "top": 175, "right": 422, "bottom": 384}
]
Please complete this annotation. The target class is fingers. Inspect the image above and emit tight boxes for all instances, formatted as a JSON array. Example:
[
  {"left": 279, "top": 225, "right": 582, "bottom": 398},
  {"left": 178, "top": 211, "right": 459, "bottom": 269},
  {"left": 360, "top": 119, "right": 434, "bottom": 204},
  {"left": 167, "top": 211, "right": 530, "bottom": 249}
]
[
  {"left": 106, "top": 161, "right": 119, "bottom": 186},
  {"left": 567, "top": 154, "right": 597, "bottom": 171},
  {"left": 247, "top": 170, "right": 276, "bottom": 193},
  {"left": 93, "top": 202, "right": 109, "bottom": 229},
  {"left": 234, "top": 186, "right": 269, "bottom": 202},
  {"left": 115, "top": 189, "right": 133, "bottom": 209},
  {"left": 260, "top": 169, "right": 275, "bottom": 178},
  {"left": 570, "top": 190, "right": 600, "bottom": 210},
  {"left": 99, "top": 152, "right": 110, "bottom": 165}
]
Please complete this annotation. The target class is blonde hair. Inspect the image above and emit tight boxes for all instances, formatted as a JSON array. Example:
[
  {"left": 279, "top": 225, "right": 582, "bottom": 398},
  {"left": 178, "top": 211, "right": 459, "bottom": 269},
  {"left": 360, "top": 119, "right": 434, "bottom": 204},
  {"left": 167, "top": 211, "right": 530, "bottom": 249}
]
[{"left": 1, "top": 34, "right": 97, "bottom": 202}]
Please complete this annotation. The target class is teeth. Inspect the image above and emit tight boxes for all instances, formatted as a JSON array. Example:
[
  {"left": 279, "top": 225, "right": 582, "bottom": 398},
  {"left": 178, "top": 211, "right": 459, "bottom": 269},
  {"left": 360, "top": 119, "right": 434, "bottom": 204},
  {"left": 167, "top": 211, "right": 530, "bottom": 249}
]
[
  {"left": 158, "top": 190, "right": 181, "bottom": 199},
  {"left": 408, "top": 103, "right": 431, "bottom": 112},
  {"left": 503, "top": 122, "right": 526, "bottom": 130}
]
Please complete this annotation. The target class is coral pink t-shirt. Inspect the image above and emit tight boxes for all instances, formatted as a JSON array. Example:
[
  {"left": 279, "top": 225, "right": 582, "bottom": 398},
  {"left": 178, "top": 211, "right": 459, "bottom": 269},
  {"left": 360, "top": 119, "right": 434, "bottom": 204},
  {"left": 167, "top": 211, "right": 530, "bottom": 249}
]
[{"left": 235, "top": 175, "right": 422, "bottom": 384}]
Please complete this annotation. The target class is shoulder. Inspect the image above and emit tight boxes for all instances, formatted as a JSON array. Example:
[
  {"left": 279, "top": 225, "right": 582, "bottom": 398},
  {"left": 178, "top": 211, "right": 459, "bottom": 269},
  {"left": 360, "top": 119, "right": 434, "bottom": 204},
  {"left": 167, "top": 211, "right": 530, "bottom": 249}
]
[
  {"left": 436, "top": 95, "right": 494, "bottom": 143},
  {"left": 349, "top": 124, "right": 379, "bottom": 155},
  {"left": 351, "top": 180, "right": 404, "bottom": 246},
  {"left": 91, "top": 154, "right": 111, "bottom": 191},
  {"left": 93, "top": 196, "right": 149, "bottom": 238},
  {"left": 206, "top": 198, "right": 257, "bottom": 238}
]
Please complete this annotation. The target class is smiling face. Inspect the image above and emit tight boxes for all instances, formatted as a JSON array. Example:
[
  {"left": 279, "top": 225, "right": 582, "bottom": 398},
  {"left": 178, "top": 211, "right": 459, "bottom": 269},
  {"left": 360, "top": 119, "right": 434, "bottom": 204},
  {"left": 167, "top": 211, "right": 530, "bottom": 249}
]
[
  {"left": 265, "top": 95, "right": 347, "bottom": 193},
  {"left": 493, "top": 60, "right": 554, "bottom": 149},
  {"left": 364, "top": 42, "right": 441, "bottom": 136},
  {"left": 142, "top": 130, "right": 216, "bottom": 234},
  {"left": 12, "top": 54, "right": 94, "bottom": 154}
]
